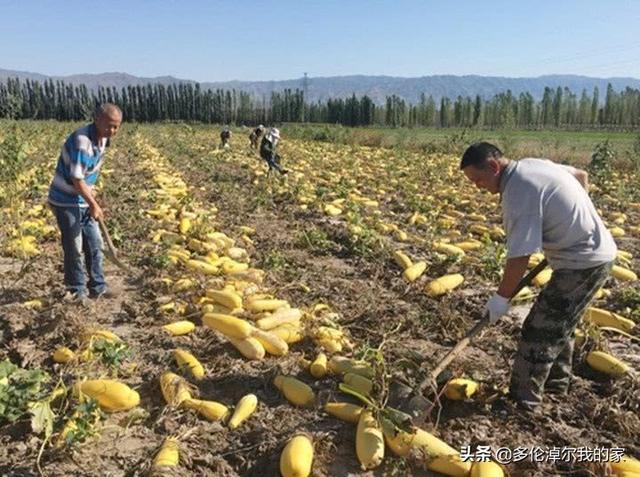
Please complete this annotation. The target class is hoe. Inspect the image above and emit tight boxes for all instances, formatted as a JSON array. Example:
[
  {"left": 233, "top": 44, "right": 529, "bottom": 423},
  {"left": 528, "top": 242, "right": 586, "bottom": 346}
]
[{"left": 390, "top": 258, "right": 549, "bottom": 422}]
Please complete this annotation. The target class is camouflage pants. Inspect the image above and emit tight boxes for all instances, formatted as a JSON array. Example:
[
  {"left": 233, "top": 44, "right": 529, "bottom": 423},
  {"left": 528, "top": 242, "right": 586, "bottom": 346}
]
[{"left": 510, "top": 261, "right": 613, "bottom": 409}]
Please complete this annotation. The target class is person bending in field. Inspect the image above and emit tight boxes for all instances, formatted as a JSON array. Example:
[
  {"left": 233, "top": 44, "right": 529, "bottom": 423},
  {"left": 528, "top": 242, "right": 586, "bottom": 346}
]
[
  {"left": 460, "top": 142, "right": 616, "bottom": 411},
  {"left": 48, "top": 103, "right": 123, "bottom": 303},
  {"left": 220, "top": 128, "right": 232, "bottom": 148},
  {"left": 259, "top": 127, "right": 288, "bottom": 175},
  {"left": 249, "top": 125, "right": 264, "bottom": 149}
]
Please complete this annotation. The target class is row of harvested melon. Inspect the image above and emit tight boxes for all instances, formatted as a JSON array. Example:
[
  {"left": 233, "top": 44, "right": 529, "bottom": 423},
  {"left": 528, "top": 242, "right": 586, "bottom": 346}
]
[
  {"left": 142, "top": 137, "right": 638, "bottom": 474},
  {"left": 134, "top": 139, "right": 334, "bottom": 472}
]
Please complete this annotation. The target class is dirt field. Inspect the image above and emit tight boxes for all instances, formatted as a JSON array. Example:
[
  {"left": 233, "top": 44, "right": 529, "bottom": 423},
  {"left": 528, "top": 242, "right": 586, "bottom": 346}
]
[{"left": 1, "top": 122, "right": 638, "bottom": 476}]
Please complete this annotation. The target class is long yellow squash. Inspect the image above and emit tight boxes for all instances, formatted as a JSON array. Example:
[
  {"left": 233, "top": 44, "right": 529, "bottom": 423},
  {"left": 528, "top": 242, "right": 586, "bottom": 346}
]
[
  {"left": 160, "top": 372, "right": 192, "bottom": 406},
  {"left": 532, "top": 268, "right": 553, "bottom": 287},
  {"left": 314, "top": 326, "right": 343, "bottom": 340},
  {"left": 186, "top": 259, "right": 218, "bottom": 275},
  {"left": 583, "top": 307, "right": 635, "bottom": 333},
  {"left": 280, "top": 435, "right": 314, "bottom": 477},
  {"left": 55, "top": 413, "right": 79, "bottom": 448},
  {"left": 53, "top": 347, "right": 76, "bottom": 363},
  {"left": 471, "top": 461, "right": 504, "bottom": 477},
  {"left": 246, "top": 298, "right": 289, "bottom": 312},
  {"left": 317, "top": 337, "right": 342, "bottom": 353},
  {"left": 183, "top": 398, "right": 229, "bottom": 421},
  {"left": 153, "top": 436, "right": 179, "bottom": 468},
  {"left": 610, "top": 455, "right": 640, "bottom": 474},
  {"left": 586, "top": 351, "right": 630, "bottom": 377},
  {"left": 256, "top": 308, "right": 302, "bottom": 330},
  {"left": 434, "top": 242, "right": 466, "bottom": 257},
  {"left": 454, "top": 240, "right": 483, "bottom": 251},
  {"left": 343, "top": 373, "right": 373, "bottom": 396},
  {"left": 162, "top": 321, "right": 195, "bottom": 336},
  {"left": 202, "top": 313, "right": 253, "bottom": 339},
  {"left": 611, "top": 265, "right": 637, "bottom": 282},
  {"left": 228, "top": 336, "right": 266, "bottom": 360},
  {"left": 222, "top": 260, "right": 249, "bottom": 275},
  {"left": 425, "top": 274, "right": 464, "bottom": 297},
  {"left": 393, "top": 250, "right": 413, "bottom": 270},
  {"left": 444, "top": 378, "right": 479, "bottom": 400},
  {"left": 468, "top": 213, "right": 487, "bottom": 222},
  {"left": 356, "top": 410, "right": 384, "bottom": 469},
  {"left": 83, "top": 329, "right": 121, "bottom": 343},
  {"left": 273, "top": 375, "right": 315, "bottom": 407},
  {"left": 173, "top": 349, "right": 205, "bottom": 380},
  {"left": 250, "top": 329, "right": 289, "bottom": 356},
  {"left": 172, "top": 278, "right": 195, "bottom": 292},
  {"left": 270, "top": 323, "right": 304, "bottom": 344},
  {"left": 616, "top": 471, "right": 640, "bottom": 477},
  {"left": 73, "top": 379, "right": 139, "bottom": 412},
  {"left": 528, "top": 252, "right": 545, "bottom": 268},
  {"left": 228, "top": 394, "right": 258, "bottom": 429},
  {"left": 470, "top": 224, "right": 490, "bottom": 235},
  {"left": 328, "top": 356, "right": 374, "bottom": 378},
  {"left": 609, "top": 226, "right": 625, "bottom": 237},
  {"left": 384, "top": 426, "right": 458, "bottom": 458},
  {"left": 178, "top": 217, "right": 191, "bottom": 235},
  {"left": 427, "top": 454, "right": 472, "bottom": 477},
  {"left": 324, "top": 402, "right": 363, "bottom": 424},
  {"left": 403, "top": 261, "right": 428, "bottom": 282},
  {"left": 310, "top": 353, "right": 328, "bottom": 378},
  {"left": 206, "top": 289, "right": 243, "bottom": 310}
]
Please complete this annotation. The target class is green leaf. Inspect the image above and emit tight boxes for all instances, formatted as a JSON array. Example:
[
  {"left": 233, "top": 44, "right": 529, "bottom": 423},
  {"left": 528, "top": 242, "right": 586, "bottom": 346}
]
[
  {"left": 0, "top": 360, "right": 50, "bottom": 425},
  {"left": 338, "top": 383, "right": 376, "bottom": 408},
  {"left": 0, "top": 360, "right": 18, "bottom": 379},
  {"left": 381, "top": 406, "right": 414, "bottom": 433},
  {"left": 379, "top": 416, "right": 398, "bottom": 438}
]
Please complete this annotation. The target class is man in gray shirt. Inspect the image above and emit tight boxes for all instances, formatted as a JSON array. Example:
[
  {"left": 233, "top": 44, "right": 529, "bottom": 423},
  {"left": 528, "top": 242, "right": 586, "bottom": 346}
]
[{"left": 460, "top": 142, "right": 617, "bottom": 410}]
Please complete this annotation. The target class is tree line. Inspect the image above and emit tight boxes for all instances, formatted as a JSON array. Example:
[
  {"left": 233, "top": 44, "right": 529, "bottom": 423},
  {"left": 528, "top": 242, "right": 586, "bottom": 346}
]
[{"left": 1, "top": 77, "right": 638, "bottom": 128}]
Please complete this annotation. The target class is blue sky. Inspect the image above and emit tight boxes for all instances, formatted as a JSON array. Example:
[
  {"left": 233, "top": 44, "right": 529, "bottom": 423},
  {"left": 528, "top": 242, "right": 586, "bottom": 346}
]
[{"left": 1, "top": 0, "right": 639, "bottom": 81}]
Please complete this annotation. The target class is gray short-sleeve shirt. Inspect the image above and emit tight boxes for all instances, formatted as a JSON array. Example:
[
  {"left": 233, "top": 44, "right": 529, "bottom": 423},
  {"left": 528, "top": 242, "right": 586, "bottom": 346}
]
[{"left": 500, "top": 158, "right": 617, "bottom": 270}]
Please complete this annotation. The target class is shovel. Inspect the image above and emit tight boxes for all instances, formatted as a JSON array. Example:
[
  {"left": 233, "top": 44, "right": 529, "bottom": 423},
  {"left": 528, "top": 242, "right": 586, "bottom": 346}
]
[
  {"left": 97, "top": 217, "right": 148, "bottom": 288},
  {"left": 97, "top": 217, "right": 132, "bottom": 272},
  {"left": 391, "top": 258, "right": 549, "bottom": 419}
]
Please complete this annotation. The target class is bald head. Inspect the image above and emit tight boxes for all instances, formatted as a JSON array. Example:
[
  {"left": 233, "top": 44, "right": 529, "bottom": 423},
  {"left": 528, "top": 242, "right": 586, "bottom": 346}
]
[
  {"left": 96, "top": 103, "right": 122, "bottom": 121},
  {"left": 94, "top": 103, "right": 122, "bottom": 139}
]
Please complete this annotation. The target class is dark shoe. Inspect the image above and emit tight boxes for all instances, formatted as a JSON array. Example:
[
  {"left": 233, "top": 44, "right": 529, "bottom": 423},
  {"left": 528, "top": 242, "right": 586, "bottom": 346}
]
[
  {"left": 492, "top": 392, "right": 540, "bottom": 415},
  {"left": 90, "top": 287, "right": 120, "bottom": 299},
  {"left": 63, "top": 291, "right": 89, "bottom": 306},
  {"left": 281, "top": 169, "right": 289, "bottom": 175},
  {"left": 545, "top": 380, "right": 569, "bottom": 396},
  {"left": 545, "top": 386, "right": 569, "bottom": 396},
  {"left": 512, "top": 398, "right": 547, "bottom": 416}
]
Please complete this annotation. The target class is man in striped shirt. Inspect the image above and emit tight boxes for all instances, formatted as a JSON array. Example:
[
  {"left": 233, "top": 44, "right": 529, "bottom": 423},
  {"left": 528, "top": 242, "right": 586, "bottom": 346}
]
[{"left": 48, "top": 103, "right": 122, "bottom": 302}]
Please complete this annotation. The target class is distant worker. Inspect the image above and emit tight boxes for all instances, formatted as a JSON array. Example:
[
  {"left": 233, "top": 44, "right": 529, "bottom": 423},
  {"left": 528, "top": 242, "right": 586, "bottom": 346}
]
[
  {"left": 47, "top": 103, "right": 123, "bottom": 303},
  {"left": 249, "top": 124, "right": 265, "bottom": 149},
  {"left": 260, "top": 127, "right": 288, "bottom": 175},
  {"left": 220, "top": 128, "right": 232, "bottom": 149}
]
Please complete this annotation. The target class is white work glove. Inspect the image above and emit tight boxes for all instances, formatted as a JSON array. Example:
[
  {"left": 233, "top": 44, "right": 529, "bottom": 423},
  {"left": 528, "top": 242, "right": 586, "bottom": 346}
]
[{"left": 486, "top": 293, "right": 510, "bottom": 323}]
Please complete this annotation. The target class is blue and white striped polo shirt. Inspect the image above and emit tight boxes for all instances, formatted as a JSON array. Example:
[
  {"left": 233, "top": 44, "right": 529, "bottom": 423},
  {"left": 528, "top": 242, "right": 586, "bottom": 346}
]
[{"left": 48, "top": 124, "right": 109, "bottom": 207}]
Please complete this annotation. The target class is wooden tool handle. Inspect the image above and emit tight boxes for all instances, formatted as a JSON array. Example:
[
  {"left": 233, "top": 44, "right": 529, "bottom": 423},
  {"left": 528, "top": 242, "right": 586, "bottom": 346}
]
[
  {"left": 422, "top": 258, "right": 549, "bottom": 387},
  {"left": 97, "top": 217, "right": 132, "bottom": 273},
  {"left": 98, "top": 217, "right": 118, "bottom": 257}
]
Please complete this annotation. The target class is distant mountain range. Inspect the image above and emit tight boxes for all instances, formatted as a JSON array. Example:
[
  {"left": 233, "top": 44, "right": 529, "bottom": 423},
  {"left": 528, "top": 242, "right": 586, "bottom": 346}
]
[{"left": 2, "top": 68, "right": 639, "bottom": 105}]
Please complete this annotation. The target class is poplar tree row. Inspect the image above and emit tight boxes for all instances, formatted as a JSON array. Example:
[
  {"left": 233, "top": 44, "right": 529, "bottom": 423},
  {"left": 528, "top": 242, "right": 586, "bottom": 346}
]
[{"left": 1, "top": 77, "right": 638, "bottom": 128}]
